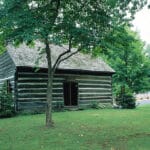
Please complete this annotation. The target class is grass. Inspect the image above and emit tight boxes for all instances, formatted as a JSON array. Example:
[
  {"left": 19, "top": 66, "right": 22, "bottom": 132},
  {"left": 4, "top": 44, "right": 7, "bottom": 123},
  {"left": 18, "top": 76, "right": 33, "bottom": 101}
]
[{"left": 0, "top": 105, "right": 150, "bottom": 150}]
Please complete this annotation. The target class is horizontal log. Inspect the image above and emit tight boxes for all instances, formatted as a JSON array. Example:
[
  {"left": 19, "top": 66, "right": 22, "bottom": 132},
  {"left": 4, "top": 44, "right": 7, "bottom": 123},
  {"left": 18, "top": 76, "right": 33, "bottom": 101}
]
[
  {"left": 77, "top": 78, "right": 111, "bottom": 82},
  {"left": 0, "top": 52, "right": 10, "bottom": 58},
  {"left": 79, "top": 91, "right": 111, "bottom": 94},
  {"left": 79, "top": 92, "right": 112, "bottom": 95},
  {"left": 53, "top": 78, "right": 65, "bottom": 81},
  {"left": 55, "top": 74, "right": 111, "bottom": 80},
  {"left": 0, "top": 58, "right": 15, "bottom": 65},
  {"left": 17, "top": 99, "right": 46, "bottom": 102},
  {"left": 17, "top": 98, "right": 63, "bottom": 102},
  {"left": 18, "top": 89, "right": 47, "bottom": 93},
  {"left": 18, "top": 93, "right": 46, "bottom": 98},
  {"left": 18, "top": 82, "right": 47, "bottom": 86},
  {"left": 52, "top": 97, "right": 64, "bottom": 101},
  {"left": 18, "top": 79, "right": 48, "bottom": 83},
  {"left": 0, "top": 64, "right": 14, "bottom": 71},
  {"left": 7, "top": 70, "right": 15, "bottom": 75},
  {"left": 53, "top": 89, "right": 63, "bottom": 93},
  {"left": 0, "top": 53, "right": 9, "bottom": 59},
  {"left": 18, "top": 73, "right": 48, "bottom": 78},
  {"left": 18, "top": 93, "right": 63, "bottom": 98},
  {"left": 0, "top": 73, "right": 4, "bottom": 76},
  {"left": 17, "top": 72, "right": 111, "bottom": 81},
  {"left": 1, "top": 71, "right": 15, "bottom": 78},
  {"left": 53, "top": 83, "right": 63, "bottom": 88},
  {"left": 17, "top": 91, "right": 112, "bottom": 98},
  {"left": 18, "top": 97, "right": 46, "bottom": 101},
  {"left": 3, "top": 73, "right": 15, "bottom": 80},
  {"left": 18, "top": 77, "right": 47, "bottom": 81},
  {"left": 79, "top": 88, "right": 111, "bottom": 93},
  {"left": 18, "top": 101, "right": 47, "bottom": 105},
  {"left": 18, "top": 88, "right": 63, "bottom": 93},
  {"left": 18, "top": 77, "right": 64, "bottom": 81},
  {"left": 79, "top": 96, "right": 112, "bottom": 100},
  {"left": 17, "top": 97, "right": 63, "bottom": 103},
  {"left": 17, "top": 80, "right": 63, "bottom": 85},
  {"left": 0, "top": 61, "right": 11, "bottom": 67},
  {"left": 17, "top": 84, "right": 47, "bottom": 88},
  {"left": 17, "top": 85, "right": 62, "bottom": 90},
  {"left": 79, "top": 93, "right": 112, "bottom": 97},
  {"left": 18, "top": 72, "right": 47, "bottom": 75},
  {"left": 17, "top": 83, "right": 63, "bottom": 88},
  {"left": 79, "top": 83, "right": 111, "bottom": 88},
  {"left": 78, "top": 80, "right": 111, "bottom": 84},
  {"left": 79, "top": 99, "right": 112, "bottom": 104},
  {"left": 0, "top": 82, "right": 4, "bottom": 85},
  {"left": 0, "top": 57, "right": 13, "bottom": 66},
  {"left": 0, "top": 76, "right": 14, "bottom": 81}
]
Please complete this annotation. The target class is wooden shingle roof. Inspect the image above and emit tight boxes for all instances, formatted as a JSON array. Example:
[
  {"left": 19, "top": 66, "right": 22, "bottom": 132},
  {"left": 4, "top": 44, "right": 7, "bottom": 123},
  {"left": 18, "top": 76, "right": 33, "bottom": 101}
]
[{"left": 7, "top": 42, "right": 115, "bottom": 73}]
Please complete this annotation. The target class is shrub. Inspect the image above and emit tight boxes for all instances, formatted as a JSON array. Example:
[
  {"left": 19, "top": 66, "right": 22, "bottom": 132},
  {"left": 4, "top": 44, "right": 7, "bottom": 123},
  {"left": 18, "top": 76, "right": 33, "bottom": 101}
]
[
  {"left": 0, "top": 83, "right": 15, "bottom": 118},
  {"left": 116, "top": 92, "right": 136, "bottom": 109}
]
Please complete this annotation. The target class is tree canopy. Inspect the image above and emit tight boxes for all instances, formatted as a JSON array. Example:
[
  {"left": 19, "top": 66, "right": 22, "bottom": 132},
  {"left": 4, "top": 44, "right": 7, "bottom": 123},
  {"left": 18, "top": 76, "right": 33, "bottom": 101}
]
[
  {"left": 144, "top": 44, "right": 150, "bottom": 58},
  {"left": 0, "top": 0, "right": 147, "bottom": 49},
  {"left": 98, "top": 27, "right": 150, "bottom": 97}
]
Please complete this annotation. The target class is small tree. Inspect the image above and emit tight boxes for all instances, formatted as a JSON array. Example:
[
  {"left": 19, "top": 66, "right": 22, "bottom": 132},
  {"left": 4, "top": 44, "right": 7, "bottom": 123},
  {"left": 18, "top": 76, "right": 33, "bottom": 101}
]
[
  {"left": 99, "top": 27, "right": 150, "bottom": 108},
  {"left": 0, "top": 82, "right": 15, "bottom": 118},
  {"left": 115, "top": 85, "right": 136, "bottom": 109}
]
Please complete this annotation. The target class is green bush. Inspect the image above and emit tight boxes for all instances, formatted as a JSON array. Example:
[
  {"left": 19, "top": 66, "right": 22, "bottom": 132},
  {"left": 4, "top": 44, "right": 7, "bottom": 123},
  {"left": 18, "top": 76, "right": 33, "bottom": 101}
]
[
  {"left": 0, "top": 83, "right": 15, "bottom": 118},
  {"left": 116, "top": 92, "right": 136, "bottom": 109}
]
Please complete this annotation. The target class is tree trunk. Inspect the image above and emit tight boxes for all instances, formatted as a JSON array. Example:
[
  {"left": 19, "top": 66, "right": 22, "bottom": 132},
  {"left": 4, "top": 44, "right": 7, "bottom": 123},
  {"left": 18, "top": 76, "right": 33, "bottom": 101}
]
[{"left": 45, "top": 38, "right": 54, "bottom": 127}]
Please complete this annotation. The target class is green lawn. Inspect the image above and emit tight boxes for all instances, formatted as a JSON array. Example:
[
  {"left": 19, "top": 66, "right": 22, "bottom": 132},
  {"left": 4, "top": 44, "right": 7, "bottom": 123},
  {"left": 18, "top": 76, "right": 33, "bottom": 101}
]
[{"left": 0, "top": 105, "right": 150, "bottom": 150}]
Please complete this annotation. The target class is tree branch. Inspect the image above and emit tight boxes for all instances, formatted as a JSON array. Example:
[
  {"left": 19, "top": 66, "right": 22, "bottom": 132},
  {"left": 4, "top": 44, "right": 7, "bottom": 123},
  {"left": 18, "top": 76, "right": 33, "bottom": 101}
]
[
  {"left": 52, "top": 35, "right": 73, "bottom": 72},
  {"left": 56, "top": 47, "right": 82, "bottom": 69},
  {"left": 50, "top": 0, "right": 89, "bottom": 73}
]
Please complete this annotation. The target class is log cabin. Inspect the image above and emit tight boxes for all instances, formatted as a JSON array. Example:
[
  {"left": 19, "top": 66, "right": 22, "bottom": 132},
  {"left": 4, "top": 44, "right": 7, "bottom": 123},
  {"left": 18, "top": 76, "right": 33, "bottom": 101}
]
[{"left": 0, "top": 42, "right": 115, "bottom": 111}]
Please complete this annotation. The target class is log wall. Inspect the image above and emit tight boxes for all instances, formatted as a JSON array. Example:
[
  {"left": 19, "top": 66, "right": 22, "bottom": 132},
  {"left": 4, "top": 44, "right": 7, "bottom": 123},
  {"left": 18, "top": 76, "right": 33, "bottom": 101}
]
[
  {"left": 0, "top": 52, "right": 15, "bottom": 95},
  {"left": 55, "top": 74, "right": 112, "bottom": 107},
  {"left": 16, "top": 69, "right": 64, "bottom": 110},
  {"left": 16, "top": 67, "right": 112, "bottom": 111}
]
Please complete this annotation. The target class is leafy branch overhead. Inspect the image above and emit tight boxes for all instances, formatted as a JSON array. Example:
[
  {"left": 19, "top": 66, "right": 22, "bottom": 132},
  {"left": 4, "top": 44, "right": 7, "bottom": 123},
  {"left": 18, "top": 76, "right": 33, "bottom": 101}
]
[{"left": 0, "top": 0, "right": 147, "bottom": 50}]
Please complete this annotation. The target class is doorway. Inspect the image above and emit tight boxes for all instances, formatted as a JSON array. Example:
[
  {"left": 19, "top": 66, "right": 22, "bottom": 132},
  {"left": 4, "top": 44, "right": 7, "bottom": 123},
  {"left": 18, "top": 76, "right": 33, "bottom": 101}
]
[{"left": 63, "top": 81, "right": 78, "bottom": 106}]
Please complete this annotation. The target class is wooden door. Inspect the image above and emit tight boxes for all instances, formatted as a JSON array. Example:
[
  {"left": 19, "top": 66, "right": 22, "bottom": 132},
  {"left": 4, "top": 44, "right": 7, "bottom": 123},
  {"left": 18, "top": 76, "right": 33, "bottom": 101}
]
[{"left": 63, "top": 81, "right": 78, "bottom": 106}]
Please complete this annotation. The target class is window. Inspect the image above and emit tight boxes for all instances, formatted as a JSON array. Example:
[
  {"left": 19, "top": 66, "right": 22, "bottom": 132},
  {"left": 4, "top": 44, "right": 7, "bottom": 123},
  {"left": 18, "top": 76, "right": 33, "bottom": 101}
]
[{"left": 6, "top": 80, "right": 12, "bottom": 93}]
